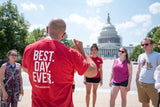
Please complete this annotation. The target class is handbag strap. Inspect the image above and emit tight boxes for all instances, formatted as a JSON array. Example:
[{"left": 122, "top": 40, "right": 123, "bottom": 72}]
[{"left": 4, "top": 63, "right": 18, "bottom": 86}]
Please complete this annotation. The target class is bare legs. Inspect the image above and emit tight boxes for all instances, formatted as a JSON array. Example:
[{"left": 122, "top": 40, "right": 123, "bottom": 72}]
[
  {"left": 120, "top": 87, "right": 127, "bottom": 107},
  {"left": 110, "top": 86, "right": 128, "bottom": 107},
  {"left": 110, "top": 86, "right": 119, "bottom": 107},
  {"left": 86, "top": 83, "right": 99, "bottom": 107},
  {"left": 142, "top": 103, "right": 149, "bottom": 107},
  {"left": 86, "top": 84, "right": 91, "bottom": 107},
  {"left": 93, "top": 84, "right": 99, "bottom": 107}
]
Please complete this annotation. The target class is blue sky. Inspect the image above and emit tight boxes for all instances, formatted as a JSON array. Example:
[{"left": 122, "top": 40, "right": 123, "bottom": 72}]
[{"left": 0, "top": 0, "right": 160, "bottom": 47}]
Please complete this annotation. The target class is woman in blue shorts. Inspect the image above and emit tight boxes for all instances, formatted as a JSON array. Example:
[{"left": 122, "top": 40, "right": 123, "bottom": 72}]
[{"left": 109, "top": 47, "right": 132, "bottom": 107}]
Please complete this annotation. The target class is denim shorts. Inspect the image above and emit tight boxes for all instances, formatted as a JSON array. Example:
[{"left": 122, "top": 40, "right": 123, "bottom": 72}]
[{"left": 112, "top": 79, "right": 128, "bottom": 87}]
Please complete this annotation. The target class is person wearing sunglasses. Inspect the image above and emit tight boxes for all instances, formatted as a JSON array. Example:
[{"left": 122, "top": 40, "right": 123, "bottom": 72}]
[
  {"left": 136, "top": 37, "right": 160, "bottom": 107},
  {"left": 84, "top": 43, "right": 103, "bottom": 107},
  {"left": 22, "top": 18, "right": 97, "bottom": 107},
  {"left": 109, "top": 47, "right": 132, "bottom": 107},
  {"left": 0, "top": 49, "right": 24, "bottom": 107}
]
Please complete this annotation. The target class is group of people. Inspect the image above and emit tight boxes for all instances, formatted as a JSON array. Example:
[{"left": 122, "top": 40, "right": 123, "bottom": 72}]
[{"left": 0, "top": 18, "right": 160, "bottom": 107}]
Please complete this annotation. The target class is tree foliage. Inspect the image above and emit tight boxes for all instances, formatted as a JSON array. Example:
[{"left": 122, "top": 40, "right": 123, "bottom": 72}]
[
  {"left": 0, "top": 0, "right": 75, "bottom": 58},
  {"left": 27, "top": 29, "right": 75, "bottom": 49},
  {"left": 0, "top": 0, "right": 29, "bottom": 57},
  {"left": 61, "top": 34, "right": 75, "bottom": 49},
  {"left": 130, "top": 45, "right": 144, "bottom": 60},
  {"left": 130, "top": 26, "right": 160, "bottom": 60},
  {"left": 152, "top": 27, "right": 160, "bottom": 52},
  {"left": 26, "top": 28, "right": 46, "bottom": 44}
]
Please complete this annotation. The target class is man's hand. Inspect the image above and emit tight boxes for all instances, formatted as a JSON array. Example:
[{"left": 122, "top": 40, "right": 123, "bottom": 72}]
[{"left": 73, "top": 39, "right": 83, "bottom": 53}]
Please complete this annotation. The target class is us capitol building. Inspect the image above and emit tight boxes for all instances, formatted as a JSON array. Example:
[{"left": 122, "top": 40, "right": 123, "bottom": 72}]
[{"left": 84, "top": 13, "right": 134, "bottom": 58}]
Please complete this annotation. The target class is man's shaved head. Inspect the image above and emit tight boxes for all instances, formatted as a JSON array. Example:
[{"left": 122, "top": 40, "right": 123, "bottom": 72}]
[{"left": 48, "top": 18, "right": 66, "bottom": 39}]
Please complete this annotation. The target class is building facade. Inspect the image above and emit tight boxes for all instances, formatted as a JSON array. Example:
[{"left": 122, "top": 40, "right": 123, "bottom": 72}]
[{"left": 84, "top": 13, "right": 134, "bottom": 58}]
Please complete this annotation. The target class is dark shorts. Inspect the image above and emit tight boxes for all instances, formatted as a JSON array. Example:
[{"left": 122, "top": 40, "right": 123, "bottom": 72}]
[
  {"left": 72, "top": 84, "right": 75, "bottom": 90},
  {"left": 86, "top": 77, "right": 101, "bottom": 83},
  {"left": 112, "top": 79, "right": 128, "bottom": 87}
]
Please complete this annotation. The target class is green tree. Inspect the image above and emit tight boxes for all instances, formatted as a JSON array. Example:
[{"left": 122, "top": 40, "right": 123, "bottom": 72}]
[
  {"left": 130, "top": 26, "right": 160, "bottom": 60},
  {"left": 27, "top": 29, "right": 75, "bottom": 49},
  {"left": 61, "top": 34, "right": 75, "bottom": 49},
  {"left": 152, "top": 26, "right": 160, "bottom": 52},
  {"left": 0, "top": 0, "right": 29, "bottom": 57},
  {"left": 26, "top": 28, "right": 46, "bottom": 44},
  {"left": 130, "top": 45, "right": 144, "bottom": 60}
]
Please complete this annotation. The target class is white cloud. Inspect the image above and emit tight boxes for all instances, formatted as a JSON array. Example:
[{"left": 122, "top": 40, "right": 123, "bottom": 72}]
[
  {"left": 86, "top": 0, "right": 112, "bottom": 7},
  {"left": 89, "top": 32, "right": 99, "bottom": 44},
  {"left": 116, "top": 21, "right": 136, "bottom": 30},
  {"left": 115, "top": 14, "right": 152, "bottom": 46},
  {"left": 68, "top": 14, "right": 103, "bottom": 32},
  {"left": 133, "top": 28, "right": 147, "bottom": 36},
  {"left": 67, "top": 14, "right": 104, "bottom": 44},
  {"left": 68, "top": 14, "right": 86, "bottom": 24},
  {"left": 149, "top": 2, "right": 160, "bottom": 14},
  {"left": 21, "top": 3, "right": 44, "bottom": 11},
  {"left": 29, "top": 24, "right": 46, "bottom": 32},
  {"left": 39, "top": 4, "right": 44, "bottom": 10},
  {"left": 132, "top": 15, "right": 151, "bottom": 23},
  {"left": 116, "top": 14, "right": 151, "bottom": 31},
  {"left": 131, "top": 14, "right": 151, "bottom": 27},
  {"left": 96, "top": 8, "right": 100, "bottom": 13}
]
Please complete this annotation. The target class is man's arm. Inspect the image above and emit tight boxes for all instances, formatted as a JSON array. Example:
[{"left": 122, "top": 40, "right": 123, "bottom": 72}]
[
  {"left": 136, "top": 64, "right": 140, "bottom": 81},
  {"left": 0, "top": 64, "right": 8, "bottom": 100},
  {"left": 83, "top": 53, "right": 97, "bottom": 77},
  {"left": 127, "top": 63, "right": 132, "bottom": 91},
  {"left": 73, "top": 39, "right": 97, "bottom": 77}
]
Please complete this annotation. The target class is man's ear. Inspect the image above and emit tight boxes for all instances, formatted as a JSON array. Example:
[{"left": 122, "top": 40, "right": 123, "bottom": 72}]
[
  {"left": 61, "top": 32, "right": 66, "bottom": 39},
  {"left": 46, "top": 26, "right": 48, "bottom": 36}
]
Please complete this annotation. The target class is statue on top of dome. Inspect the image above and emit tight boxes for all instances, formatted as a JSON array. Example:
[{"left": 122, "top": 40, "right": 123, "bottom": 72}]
[{"left": 107, "top": 13, "right": 111, "bottom": 24}]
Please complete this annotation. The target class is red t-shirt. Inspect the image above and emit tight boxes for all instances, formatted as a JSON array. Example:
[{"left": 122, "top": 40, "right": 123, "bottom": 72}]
[
  {"left": 89, "top": 56, "right": 103, "bottom": 78},
  {"left": 22, "top": 39, "right": 89, "bottom": 107}
]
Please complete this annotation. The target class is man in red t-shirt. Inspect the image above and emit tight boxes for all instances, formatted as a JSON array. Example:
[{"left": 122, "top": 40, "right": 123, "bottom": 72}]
[{"left": 22, "top": 18, "right": 97, "bottom": 107}]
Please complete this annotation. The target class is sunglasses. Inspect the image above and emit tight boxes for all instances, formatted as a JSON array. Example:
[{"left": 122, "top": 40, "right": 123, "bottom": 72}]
[
  {"left": 10, "top": 54, "right": 18, "bottom": 57},
  {"left": 119, "top": 50, "right": 125, "bottom": 53},
  {"left": 141, "top": 43, "right": 152, "bottom": 47}
]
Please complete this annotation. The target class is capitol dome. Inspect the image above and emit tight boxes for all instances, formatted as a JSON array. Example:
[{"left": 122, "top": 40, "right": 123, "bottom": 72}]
[
  {"left": 84, "top": 13, "right": 134, "bottom": 58},
  {"left": 98, "top": 13, "right": 121, "bottom": 48}
]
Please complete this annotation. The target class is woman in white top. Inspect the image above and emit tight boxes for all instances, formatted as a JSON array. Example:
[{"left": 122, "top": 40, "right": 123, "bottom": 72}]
[{"left": 154, "top": 40, "right": 160, "bottom": 107}]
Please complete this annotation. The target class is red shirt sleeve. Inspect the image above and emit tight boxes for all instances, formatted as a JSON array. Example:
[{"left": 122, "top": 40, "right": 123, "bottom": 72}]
[
  {"left": 100, "top": 57, "right": 103, "bottom": 64},
  {"left": 70, "top": 49, "right": 90, "bottom": 75}
]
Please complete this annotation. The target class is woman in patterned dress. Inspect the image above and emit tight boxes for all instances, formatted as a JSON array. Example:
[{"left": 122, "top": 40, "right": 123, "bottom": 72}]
[{"left": 0, "top": 50, "right": 23, "bottom": 107}]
